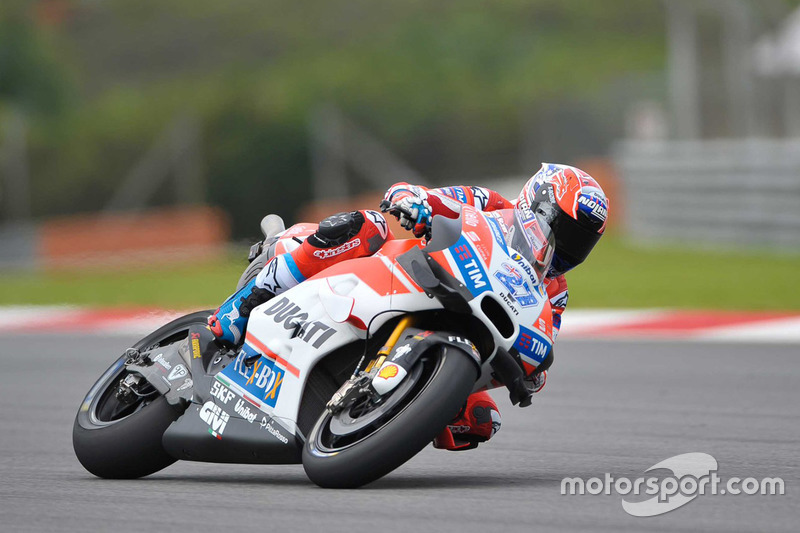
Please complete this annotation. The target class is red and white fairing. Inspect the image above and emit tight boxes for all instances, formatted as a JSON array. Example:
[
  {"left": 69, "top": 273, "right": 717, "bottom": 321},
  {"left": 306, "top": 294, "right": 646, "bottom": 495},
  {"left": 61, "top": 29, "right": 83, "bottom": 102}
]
[{"left": 237, "top": 206, "right": 554, "bottom": 438}]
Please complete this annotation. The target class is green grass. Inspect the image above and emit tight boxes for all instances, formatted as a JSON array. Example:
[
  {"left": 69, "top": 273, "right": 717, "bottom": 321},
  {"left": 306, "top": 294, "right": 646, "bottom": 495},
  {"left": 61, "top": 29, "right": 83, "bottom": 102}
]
[
  {"left": 566, "top": 235, "right": 800, "bottom": 311},
  {"left": 0, "top": 237, "right": 798, "bottom": 310},
  {"left": 0, "top": 256, "right": 247, "bottom": 310}
]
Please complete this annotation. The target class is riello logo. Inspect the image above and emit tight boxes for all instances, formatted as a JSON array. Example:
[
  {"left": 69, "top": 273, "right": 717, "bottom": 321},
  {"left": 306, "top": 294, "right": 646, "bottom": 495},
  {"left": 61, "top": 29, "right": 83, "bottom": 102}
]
[{"left": 199, "top": 401, "right": 230, "bottom": 439}]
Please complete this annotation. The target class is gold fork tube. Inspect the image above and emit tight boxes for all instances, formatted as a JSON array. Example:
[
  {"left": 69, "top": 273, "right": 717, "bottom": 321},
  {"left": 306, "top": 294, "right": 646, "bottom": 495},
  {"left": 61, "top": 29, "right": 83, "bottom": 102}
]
[{"left": 365, "top": 316, "right": 414, "bottom": 372}]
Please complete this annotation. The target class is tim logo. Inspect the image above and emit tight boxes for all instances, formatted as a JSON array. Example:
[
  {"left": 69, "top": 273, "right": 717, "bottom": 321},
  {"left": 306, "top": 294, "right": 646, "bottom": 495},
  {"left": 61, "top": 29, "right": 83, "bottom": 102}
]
[
  {"left": 514, "top": 326, "right": 551, "bottom": 363},
  {"left": 452, "top": 242, "right": 487, "bottom": 292}
]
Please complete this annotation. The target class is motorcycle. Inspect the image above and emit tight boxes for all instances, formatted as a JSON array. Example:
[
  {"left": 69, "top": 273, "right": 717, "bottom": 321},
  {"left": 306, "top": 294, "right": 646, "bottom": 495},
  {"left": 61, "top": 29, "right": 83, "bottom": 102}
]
[{"left": 73, "top": 204, "right": 556, "bottom": 488}]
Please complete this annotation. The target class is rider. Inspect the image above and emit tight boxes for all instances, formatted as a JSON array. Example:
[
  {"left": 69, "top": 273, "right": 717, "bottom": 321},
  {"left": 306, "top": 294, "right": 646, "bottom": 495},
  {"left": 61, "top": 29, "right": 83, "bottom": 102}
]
[{"left": 208, "top": 163, "right": 609, "bottom": 450}]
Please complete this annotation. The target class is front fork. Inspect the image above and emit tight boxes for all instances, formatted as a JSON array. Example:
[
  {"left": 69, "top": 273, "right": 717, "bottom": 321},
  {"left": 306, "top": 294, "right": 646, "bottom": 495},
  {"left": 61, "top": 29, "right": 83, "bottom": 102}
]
[
  {"left": 326, "top": 316, "right": 414, "bottom": 414},
  {"left": 364, "top": 316, "right": 414, "bottom": 372}
]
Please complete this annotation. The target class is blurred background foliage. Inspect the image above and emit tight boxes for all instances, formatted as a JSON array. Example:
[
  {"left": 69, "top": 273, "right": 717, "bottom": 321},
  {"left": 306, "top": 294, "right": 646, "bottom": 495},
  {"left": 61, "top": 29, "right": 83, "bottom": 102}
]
[
  {"left": 2, "top": 0, "right": 666, "bottom": 237},
  {"left": 3, "top": 0, "right": 800, "bottom": 309}
]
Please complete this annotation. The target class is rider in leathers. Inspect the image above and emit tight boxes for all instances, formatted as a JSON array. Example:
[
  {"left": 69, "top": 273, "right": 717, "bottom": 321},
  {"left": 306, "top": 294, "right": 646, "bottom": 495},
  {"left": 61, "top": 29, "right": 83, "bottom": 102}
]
[{"left": 209, "top": 163, "right": 609, "bottom": 450}]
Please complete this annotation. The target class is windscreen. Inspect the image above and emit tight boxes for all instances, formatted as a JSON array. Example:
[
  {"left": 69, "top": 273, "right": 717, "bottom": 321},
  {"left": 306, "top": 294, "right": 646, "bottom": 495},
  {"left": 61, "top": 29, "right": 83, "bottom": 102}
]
[{"left": 508, "top": 208, "right": 555, "bottom": 281}]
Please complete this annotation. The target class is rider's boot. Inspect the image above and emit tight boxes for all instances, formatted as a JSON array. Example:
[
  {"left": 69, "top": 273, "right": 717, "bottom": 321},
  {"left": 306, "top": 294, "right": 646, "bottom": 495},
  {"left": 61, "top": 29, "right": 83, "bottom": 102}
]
[
  {"left": 208, "top": 277, "right": 274, "bottom": 345},
  {"left": 433, "top": 391, "right": 502, "bottom": 451}
]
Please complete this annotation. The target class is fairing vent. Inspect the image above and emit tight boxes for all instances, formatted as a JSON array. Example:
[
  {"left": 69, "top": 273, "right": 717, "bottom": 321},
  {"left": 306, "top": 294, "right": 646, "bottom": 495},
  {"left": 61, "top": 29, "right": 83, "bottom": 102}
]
[{"left": 480, "top": 296, "right": 515, "bottom": 339}]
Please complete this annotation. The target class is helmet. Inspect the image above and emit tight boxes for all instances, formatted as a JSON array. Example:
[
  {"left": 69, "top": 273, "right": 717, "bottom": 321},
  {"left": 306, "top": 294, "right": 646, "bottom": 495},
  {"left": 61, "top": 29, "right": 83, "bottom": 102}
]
[{"left": 517, "top": 163, "right": 608, "bottom": 277}]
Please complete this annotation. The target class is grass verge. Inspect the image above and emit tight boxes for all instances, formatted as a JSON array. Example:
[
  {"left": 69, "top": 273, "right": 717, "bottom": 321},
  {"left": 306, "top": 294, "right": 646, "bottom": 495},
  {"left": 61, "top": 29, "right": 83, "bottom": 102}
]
[{"left": 0, "top": 237, "right": 797, "bottom": 310}]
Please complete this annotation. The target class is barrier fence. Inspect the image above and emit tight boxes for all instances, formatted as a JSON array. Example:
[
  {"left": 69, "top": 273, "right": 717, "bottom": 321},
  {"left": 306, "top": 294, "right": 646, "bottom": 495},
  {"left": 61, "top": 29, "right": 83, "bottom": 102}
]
[{"left": 614, "top": 139, "right": 800, "bottom": 249}]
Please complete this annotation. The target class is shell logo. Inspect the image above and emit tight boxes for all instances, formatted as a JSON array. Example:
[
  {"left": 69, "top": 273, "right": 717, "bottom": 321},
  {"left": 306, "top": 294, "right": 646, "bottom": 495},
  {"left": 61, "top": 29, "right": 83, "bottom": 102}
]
[{"left": 378, "top": 364, "right": 399, "bottom": 380}]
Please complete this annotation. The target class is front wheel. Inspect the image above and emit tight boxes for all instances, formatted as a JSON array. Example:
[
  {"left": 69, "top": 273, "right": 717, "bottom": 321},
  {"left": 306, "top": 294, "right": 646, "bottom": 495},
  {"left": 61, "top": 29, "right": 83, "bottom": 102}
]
[
  {"left": 302, "top": 346, "right": 478, "bottom": 488},
  {"left": 72, "top": 310, "right": 211, "bottom": 479}
]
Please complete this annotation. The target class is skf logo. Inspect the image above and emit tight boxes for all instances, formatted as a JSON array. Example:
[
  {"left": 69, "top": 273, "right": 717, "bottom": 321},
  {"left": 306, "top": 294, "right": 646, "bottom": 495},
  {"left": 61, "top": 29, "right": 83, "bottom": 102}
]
[
  {"left": 199, "top": 401, "right": 230, "bottom": 439},
  {"left": 210, "top": 380, "right": 235, "bottom": 404}
]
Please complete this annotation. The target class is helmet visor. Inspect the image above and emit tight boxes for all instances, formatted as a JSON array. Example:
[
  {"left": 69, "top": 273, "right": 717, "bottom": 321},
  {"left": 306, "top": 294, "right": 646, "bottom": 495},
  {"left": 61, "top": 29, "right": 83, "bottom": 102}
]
[{"left": 532, "top": 198, "right": 602, "bottom": 275}]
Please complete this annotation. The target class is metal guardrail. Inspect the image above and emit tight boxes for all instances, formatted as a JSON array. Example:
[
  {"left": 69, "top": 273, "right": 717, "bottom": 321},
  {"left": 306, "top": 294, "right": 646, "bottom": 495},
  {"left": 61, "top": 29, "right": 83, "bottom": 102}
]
[{"left": 614, "top": 139, "right": 800, "bottom": 249}]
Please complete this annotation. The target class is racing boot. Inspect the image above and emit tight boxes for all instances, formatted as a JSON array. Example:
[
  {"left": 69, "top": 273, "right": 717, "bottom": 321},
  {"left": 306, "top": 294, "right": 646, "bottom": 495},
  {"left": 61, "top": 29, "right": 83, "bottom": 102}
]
[
  {"left": 433, "top": 391, "right": 502, "bottom": 451},
  {"left": 208, "top": 277, "right": 273, "bottom": 345}
]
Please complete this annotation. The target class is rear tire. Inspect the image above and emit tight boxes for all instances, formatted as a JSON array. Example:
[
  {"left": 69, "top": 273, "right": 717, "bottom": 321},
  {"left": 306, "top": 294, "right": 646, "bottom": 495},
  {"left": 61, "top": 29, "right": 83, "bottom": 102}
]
[
  {"left": 302, "top": 346, "right": 477, "bottom": 488},
  {"left": 72, "top": 311, "right": 211, "bottom": 479}
]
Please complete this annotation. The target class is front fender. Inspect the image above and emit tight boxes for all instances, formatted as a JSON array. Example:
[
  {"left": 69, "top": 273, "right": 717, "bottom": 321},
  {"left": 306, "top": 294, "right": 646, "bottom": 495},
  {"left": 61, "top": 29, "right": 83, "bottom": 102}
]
[{"left": 371, "top": 327, "right": 481, "bottom": 395}]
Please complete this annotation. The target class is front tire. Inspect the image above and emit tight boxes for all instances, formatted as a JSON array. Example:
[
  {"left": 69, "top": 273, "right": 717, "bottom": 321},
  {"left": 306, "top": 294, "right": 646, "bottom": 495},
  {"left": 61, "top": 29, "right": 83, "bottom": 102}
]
[
  {"left": 302, "top": 346, "right": 477, "bottom": 488},
  {"left": 72, "top": 311, "right": 211, "bottom": 479}
]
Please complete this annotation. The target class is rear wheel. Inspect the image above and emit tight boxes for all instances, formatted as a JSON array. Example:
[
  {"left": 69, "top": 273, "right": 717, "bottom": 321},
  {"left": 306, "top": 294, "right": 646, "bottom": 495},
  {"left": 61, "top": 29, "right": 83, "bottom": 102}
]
[
  {"left": 302, "top": 346, "right": 477, "bottom": 488},
  {"left": 72, "top": 311, "right": 211, "bottom": 479}
]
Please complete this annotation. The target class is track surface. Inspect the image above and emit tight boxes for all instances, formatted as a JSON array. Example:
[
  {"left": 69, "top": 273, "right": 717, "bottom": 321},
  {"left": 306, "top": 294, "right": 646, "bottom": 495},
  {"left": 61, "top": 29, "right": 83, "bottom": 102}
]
[{"left": 1, "top": 334, "right": 797, "bottom": 532}]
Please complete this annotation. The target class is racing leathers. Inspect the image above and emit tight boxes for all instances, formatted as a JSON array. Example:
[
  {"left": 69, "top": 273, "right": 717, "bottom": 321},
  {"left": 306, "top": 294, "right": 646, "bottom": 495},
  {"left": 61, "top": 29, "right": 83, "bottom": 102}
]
[
  {"left": 383, "top": 182, "right": 569, "bottom": 338},
  {"left": 383, "top": 183, "right": 564, "bottom": 450},
  {"left": 208, "top": 182, "right": 568, "bottom": 451}
]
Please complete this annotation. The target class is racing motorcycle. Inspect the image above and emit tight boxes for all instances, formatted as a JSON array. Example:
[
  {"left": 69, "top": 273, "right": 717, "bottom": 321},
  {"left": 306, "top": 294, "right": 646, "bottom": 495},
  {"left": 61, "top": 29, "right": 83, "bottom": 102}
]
[{"left": 73, "top": 204, "right": 556, "bottom": 488}]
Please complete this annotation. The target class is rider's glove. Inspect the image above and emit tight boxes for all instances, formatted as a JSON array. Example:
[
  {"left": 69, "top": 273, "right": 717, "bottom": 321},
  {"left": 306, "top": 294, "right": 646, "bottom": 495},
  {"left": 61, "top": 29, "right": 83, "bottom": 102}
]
[
  {"left": 381, "top": 193, "right": 432, "bottom": 238},
  {"left": 525, "top": 370, "right": 547, "bottom": 394}
]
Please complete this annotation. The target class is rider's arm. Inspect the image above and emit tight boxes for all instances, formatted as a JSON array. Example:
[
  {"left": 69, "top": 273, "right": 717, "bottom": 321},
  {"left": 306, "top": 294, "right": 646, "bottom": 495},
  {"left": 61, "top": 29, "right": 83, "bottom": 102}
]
[
  {"left": 545, "top": 275, "right": 569, "bottom": 340},
  {"left": 384, "top": 182, "right": 513, "bottom": 219}
]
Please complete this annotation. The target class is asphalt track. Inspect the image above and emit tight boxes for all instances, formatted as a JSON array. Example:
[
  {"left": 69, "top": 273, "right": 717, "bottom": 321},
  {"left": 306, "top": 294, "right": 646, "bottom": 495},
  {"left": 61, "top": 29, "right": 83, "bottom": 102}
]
[{"left": 1, "top": 333, "right": 797, "bottom": 532}]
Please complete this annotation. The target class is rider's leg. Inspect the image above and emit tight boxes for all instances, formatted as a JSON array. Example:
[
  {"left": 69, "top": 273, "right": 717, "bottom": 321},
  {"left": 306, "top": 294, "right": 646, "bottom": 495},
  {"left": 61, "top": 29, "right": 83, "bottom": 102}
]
[
  {"left": 209, "top": 210, "right": 392, "bottom": 344},
  {"left": 279, "top": 209, "right": 392, "bottom": 281},
  {"left": 433, "top": 391, "right": 502, "bottom": 451}
]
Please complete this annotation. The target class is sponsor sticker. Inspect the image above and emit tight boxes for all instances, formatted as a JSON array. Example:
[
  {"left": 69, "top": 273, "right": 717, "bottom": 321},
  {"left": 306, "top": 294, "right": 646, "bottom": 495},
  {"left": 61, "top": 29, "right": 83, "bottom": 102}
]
[
  {"left": 167, "top": 364, "right": 188, "bottom": 381},
  {"left": 218, "top": 352, "right": 285, "bottom": 409},
  {"left": 261, "top": 297, "right": 336, "bottom": 349},
  {"left": 486, "top": 216, "right": 507, "bottom": 250},
  {"left": 199, "top": 401, "right": 230, "bottom": 439},
  {"left": 392, "top": 343, "right": 412, "bottom": 360},
  {"left": 313, "top": 238, "right": 362, "bottom": 259},
  {"left": 450, "top": 237, "right": 490, "bottom": 296},
  {"left": 577, "top": 194, "right": 608, "bottom": 222},
  {"left": 514, "top": 326, "right": 551, "bottom": 364},
  {"left": 259, "top": 416, "right": 289, "bottom": 444},
  {"left": 471, "top": 186, "right": 489, "bottom": 210},
  {"left": 152, "top": 353, "right": 171, "bottom": 370},
  {"left": 210, "top": 380, "right": 235, "bottom": 404},
  {"left": 366, "top": 210, "right": 388, "bottom": 239},
  {"left": 233, "top": 398, "right": 257, "bottom": 423},
  {"left": 191, "top": 332, "right": 202, "bottom": 359},
  {"left": 378, "top": 364, "right": 399, "bottom": 379}
]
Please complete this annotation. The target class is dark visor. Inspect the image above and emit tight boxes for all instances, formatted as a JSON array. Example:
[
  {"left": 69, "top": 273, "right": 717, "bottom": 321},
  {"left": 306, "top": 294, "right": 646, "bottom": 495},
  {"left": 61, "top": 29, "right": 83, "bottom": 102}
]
[{"left": 532, "top": 199, "right": 602, "bottom": 268}]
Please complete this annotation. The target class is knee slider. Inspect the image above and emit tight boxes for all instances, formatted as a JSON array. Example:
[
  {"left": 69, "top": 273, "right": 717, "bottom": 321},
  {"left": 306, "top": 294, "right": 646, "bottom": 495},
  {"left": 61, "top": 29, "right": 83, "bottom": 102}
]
[{"left": 309, "top": 211, "right": 365, "bottom": 248}]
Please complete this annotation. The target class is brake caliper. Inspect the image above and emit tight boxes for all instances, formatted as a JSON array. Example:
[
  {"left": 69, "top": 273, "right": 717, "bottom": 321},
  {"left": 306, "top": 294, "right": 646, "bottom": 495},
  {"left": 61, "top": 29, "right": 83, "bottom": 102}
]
[{"left": 326, "top": 373, "right": 375, "bottom": 415}]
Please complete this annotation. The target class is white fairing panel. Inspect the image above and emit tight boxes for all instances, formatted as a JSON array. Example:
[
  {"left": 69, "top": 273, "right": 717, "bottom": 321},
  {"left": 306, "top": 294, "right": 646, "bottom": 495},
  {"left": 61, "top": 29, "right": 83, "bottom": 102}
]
[{"left": 217, "top": 206, "right": 553, "bottom": 437}]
